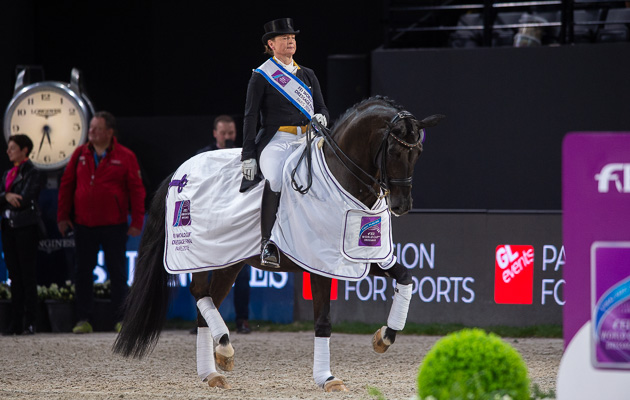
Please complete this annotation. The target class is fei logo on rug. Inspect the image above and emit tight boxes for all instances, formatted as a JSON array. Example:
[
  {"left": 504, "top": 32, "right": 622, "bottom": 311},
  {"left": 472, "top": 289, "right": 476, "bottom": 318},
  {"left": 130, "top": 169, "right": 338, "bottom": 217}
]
[
  {"left": 359, "top": 216, "right": 381, "bottom": 247},
  {"left": 494, "top": 244, "right": 534, "bottom": 304},
  {"left": 172, "top": 200, "right": 192, "bottom": 227}
]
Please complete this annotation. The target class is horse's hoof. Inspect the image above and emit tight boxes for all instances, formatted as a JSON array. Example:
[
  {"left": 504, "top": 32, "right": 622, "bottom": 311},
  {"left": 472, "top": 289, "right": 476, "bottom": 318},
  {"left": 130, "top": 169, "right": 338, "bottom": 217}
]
[
  {"left": 324, "top": 378, "right": 349, "bottom": 392},
  {"left": 206, "top": 372, "right": 231, "bottom": 389},
  {"left": 215, "top": 343, "right": 235, "bottom": 371},
  {"left": 372, "top": 325, "right": 392, "bottom": 354}
]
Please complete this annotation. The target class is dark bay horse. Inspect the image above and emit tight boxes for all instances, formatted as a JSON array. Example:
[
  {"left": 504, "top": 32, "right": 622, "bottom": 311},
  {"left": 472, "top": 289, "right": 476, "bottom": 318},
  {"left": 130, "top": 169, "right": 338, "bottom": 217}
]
[{"left": 112, "top": 96, "right": 444, "bottom": 392}]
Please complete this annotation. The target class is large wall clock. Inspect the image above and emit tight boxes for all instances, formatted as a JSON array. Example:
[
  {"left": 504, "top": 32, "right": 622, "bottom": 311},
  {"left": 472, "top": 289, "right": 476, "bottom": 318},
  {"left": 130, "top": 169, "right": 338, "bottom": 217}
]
[{"left": 3, "top": 68, "right": 94, "bottom": 171}]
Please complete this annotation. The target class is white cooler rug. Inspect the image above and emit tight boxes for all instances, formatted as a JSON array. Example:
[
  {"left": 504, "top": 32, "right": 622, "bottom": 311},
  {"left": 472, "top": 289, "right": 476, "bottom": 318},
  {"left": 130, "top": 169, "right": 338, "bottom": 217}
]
[{"left": 164, "top": 139, "right": 396, "bottom": 280}]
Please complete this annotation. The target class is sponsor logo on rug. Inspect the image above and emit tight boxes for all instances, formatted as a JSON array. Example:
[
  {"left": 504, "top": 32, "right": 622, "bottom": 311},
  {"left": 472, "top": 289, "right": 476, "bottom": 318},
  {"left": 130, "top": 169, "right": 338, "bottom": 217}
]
[
  {"left": 359, "top": 216, "right": 381, "bottom": 247},
  {"left": 173, "top": 200, "right": 191, "bottom": 227}
]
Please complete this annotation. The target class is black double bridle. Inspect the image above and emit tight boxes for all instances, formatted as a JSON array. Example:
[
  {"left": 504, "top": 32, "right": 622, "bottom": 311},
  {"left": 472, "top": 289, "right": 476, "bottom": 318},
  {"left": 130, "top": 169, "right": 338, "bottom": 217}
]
[
  {"left": 293, "top": 110, "right": 423, "bottom": 203},
  {"left": 379, "top": 111, "right": 425, "bottom": 191}
]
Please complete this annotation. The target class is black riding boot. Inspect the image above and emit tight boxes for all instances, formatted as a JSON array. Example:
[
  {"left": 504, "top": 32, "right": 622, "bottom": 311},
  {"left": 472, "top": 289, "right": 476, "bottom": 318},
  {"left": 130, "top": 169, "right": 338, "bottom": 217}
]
[{"left": 260, "top": 180, "right": 281, "bottom": 267}]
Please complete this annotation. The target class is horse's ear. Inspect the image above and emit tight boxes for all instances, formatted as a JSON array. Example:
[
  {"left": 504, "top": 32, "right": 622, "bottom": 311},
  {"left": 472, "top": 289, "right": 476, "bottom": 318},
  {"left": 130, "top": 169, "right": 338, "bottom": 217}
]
[{"left": 419, "top": 114, "right": 446, "bottom": 128}]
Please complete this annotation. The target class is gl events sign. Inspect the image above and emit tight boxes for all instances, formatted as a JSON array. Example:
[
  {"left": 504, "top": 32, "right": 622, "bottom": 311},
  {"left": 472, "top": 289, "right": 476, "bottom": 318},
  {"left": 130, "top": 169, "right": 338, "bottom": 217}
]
[{"left": 494, "top": 244, "right": 535, "bottom": 304}]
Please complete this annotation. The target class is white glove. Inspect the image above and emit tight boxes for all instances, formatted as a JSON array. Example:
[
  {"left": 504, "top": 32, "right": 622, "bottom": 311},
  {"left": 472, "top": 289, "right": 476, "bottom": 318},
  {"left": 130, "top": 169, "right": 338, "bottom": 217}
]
[
  {"left": 313, "top": 113, "right": 327, "bottom": 127},
  {"left": 242, "top": 158, "right": 257, "bottom": 181}
]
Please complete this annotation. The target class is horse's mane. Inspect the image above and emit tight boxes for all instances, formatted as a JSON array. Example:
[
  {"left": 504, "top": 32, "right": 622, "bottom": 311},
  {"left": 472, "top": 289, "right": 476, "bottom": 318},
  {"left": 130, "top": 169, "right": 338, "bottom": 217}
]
[{"left": 331, "top": 95, "right": 404, "bottom": 132}]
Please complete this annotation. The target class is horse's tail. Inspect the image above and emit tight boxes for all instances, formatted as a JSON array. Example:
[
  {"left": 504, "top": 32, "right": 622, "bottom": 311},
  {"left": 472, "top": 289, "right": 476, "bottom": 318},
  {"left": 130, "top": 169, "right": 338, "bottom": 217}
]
[{"left": 112, "top": 175, "right": 175, "bottom": 359}]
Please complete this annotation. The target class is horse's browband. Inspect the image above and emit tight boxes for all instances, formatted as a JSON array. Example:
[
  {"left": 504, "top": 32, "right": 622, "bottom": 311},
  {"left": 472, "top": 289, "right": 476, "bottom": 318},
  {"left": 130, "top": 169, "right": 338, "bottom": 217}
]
[{"left": 388, "top": 111, "right": 424, "bottom": 149}]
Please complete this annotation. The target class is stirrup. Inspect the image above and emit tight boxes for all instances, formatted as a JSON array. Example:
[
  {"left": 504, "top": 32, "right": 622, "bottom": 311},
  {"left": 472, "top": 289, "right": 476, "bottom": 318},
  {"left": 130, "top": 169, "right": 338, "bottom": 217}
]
[{"left": 261, "top": 241, "right": 280, "bottom": 267}]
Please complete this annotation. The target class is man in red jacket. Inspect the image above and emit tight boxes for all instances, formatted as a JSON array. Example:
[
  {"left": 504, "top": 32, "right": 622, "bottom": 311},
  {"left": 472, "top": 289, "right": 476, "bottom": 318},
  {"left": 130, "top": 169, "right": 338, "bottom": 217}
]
[{"left": 57, "top": 111, "right": 145, "bottom": 334}]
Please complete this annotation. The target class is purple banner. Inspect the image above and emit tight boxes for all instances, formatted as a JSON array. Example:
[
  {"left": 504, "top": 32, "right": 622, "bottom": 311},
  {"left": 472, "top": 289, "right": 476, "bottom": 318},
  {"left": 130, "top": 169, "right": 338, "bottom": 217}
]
[{"left": 563, "top": 133, "right": 630, "bottom": 369}]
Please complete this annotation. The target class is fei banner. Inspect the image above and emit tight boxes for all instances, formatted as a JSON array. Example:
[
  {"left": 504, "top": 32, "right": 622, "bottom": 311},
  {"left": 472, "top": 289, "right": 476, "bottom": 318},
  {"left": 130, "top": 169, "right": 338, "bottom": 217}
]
[{"left": 557, "top": 133, "right": 630, "bottom": 399}]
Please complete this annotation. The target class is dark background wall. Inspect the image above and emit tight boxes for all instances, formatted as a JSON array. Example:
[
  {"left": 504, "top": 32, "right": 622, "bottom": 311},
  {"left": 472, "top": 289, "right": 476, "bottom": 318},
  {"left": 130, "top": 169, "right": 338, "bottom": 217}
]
[
  {"left": 372, "top": 43, "right": 630, "bottom": 210},
  {"left": 2, "top": 2, "right": 629, "bottom": 210},
  {"left": 0, "top": 1, "right": 382, "bottom": 117}
]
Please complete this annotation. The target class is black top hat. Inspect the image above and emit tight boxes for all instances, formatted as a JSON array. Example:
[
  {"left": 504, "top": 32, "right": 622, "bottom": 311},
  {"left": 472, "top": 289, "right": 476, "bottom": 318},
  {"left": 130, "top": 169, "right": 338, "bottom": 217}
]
[{"left": 261, "top": 18, "right": 300, "bottom": 44}]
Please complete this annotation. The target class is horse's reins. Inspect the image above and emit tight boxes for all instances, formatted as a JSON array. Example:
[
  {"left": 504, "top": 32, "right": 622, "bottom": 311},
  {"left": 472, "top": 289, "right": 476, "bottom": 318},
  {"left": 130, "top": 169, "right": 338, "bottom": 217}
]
[
  {"left": 293, "top": 111, "right": 422, "bottom": 202},
  {"left": 290, "top": 125, "right": 314, "bottom": 194}
]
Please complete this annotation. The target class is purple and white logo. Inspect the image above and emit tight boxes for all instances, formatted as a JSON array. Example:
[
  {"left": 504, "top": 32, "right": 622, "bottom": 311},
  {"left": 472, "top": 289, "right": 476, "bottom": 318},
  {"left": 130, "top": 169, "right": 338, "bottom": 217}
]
[
  {"left": 173, "top": 200, "right": 192, "bottom": 227},
  {"left": 592, "top": 243, "right": 630, "bottom": 369},
  {"left": 595, "top": 163, "right": 630, "bottom": 193},
  {"left": 359, "top": 216, "right": 381, "bottom": 247},
  {"left": 272, "top": 70, "right": 291, "bottom": 87}
]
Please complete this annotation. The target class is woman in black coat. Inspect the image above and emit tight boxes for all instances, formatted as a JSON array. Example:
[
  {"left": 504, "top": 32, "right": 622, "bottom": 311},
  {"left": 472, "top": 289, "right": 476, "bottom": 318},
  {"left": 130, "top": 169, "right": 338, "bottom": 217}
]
[
  {"left": 1, "top": 134, "right": 44, "bottom": 335},
  {"left": 241, "top": 18, "right": 329, "bottom": 267}
]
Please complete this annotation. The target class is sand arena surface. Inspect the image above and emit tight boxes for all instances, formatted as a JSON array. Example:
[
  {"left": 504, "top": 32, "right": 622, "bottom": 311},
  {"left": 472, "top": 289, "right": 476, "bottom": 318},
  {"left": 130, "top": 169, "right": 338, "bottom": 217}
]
[{"left": 0, "top": 330, "right": 562, "bottom": 399}]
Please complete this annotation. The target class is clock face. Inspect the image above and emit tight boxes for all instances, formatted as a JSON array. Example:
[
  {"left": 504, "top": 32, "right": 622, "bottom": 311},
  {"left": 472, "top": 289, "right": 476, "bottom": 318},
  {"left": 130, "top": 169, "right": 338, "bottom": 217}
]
[{"left": 3, "top": 82, "right": 89, "bottom": 170}]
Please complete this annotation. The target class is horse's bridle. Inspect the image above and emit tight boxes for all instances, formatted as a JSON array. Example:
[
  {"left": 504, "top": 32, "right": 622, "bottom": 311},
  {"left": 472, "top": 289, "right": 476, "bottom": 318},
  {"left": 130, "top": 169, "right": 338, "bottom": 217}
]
[
  {"left": 378, "top": 111, "right": 424, "bottom": 190},
  {"left": 312, "top": 110, "right": 423, "bottom": 202}
]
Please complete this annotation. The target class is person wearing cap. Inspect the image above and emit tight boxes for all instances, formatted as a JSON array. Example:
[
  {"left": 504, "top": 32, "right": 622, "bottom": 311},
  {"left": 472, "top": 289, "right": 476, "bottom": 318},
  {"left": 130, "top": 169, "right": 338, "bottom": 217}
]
[{"left": 241, "top": 18, "right": 329, "bottom": 267}]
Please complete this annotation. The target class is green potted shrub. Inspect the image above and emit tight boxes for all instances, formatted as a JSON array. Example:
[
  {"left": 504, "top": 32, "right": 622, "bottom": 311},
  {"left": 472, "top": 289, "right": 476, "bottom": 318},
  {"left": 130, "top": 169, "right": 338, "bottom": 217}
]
[
  {"left": 417, "top": 328, "right": 530, "bottom": 400},
  {"left": 40, "top": 281, "right": 76, "bottom": 333}
]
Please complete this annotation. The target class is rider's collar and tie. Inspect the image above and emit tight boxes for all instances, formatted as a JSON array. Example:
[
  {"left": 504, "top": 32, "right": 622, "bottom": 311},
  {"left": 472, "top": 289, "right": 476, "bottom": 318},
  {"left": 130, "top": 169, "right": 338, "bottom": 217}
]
[{"left": 273, "top": 57, "right": 299, "bottom": 74}]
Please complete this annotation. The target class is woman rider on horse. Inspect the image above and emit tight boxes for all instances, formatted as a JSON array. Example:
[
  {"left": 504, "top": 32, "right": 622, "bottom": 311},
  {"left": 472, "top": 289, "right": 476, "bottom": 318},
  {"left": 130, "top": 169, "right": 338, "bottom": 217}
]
[{"left": 241, "top": 18, "right": 329, "bottom": 267}]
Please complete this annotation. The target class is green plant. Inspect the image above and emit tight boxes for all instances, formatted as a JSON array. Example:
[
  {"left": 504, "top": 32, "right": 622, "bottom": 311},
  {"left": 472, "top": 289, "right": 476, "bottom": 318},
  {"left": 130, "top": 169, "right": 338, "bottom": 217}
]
[
  {"left": 417, "top": 328, "right": 530, "bottom": 400},
  {"left": 0, "top": 282, "right": 11, "bottom": 300},
  {"left": 94, "top": 280, "right": 111, "bottom": 299},
  {"left": 38, "top": 281, "right": 75, "bottom": 302}
]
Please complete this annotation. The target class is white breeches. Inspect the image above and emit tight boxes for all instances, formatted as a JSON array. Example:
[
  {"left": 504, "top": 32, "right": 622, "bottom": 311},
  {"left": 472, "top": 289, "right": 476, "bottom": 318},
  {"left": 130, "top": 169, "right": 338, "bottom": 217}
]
[{"left": 260, "top": 130, "right": 307, "bottom": 192}]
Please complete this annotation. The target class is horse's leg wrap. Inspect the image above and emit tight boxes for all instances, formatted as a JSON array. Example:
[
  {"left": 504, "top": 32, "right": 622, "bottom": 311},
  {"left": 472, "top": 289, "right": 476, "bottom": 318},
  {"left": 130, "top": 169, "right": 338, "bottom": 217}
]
[
  {"left": 387, "top": 283, "right": 412, "bottom": 331},
  {"left": 197, "top": 297, "right": 229, "bottom": 343},
  {"left": 197, "top": 297, "right": 234, "bottom": 371},
  {"left": 196, "top": 327, "right": 217, "bottom": 381},
  {"left": 313, "top": 337, "right": 333, "bottom": 388}
]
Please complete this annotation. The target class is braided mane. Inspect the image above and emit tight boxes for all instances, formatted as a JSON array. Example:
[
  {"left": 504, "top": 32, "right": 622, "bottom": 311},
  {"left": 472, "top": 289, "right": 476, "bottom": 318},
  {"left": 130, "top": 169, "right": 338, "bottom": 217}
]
[{"left": 331, "top": 95, "right": 404, "bottom": 132}]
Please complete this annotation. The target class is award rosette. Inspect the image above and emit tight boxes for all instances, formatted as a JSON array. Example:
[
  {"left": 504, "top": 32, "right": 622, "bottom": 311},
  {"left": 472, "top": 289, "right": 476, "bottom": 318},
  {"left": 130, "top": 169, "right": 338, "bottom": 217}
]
[{"left": 591, "top": 242, "right": 630, "bottom": 369}]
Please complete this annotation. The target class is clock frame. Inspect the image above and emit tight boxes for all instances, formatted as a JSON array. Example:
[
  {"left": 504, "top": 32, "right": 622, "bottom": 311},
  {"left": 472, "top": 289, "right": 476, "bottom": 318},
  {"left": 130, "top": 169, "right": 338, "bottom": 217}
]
[{"left": 3, "top": 74, "right": 91, "bottom": 171}]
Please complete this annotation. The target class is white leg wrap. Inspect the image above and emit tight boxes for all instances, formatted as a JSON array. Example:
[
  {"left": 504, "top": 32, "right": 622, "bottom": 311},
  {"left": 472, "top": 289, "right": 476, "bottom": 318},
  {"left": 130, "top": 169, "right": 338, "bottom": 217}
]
[
  {"left": 197, "top": 297, "right": 229, "bottom": 343},
  {"left": 313, "top": 337, "right": 332, "bottom": 388},
  {"left": 196, "top": 327, "right": 217, "bottom": 382},
  {"left": 387, "top": 283, "right": 412, "bottom": 331}
]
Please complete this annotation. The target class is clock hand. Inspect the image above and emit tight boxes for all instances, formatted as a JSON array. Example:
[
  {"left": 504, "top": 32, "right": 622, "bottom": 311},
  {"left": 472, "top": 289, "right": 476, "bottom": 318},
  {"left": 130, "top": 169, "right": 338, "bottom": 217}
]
[
  {"left": 38, "top": 125, "right": 49, "bottom": 157},
  {"left": 45, "top": 125, "right": 52, "bottom": 147}
]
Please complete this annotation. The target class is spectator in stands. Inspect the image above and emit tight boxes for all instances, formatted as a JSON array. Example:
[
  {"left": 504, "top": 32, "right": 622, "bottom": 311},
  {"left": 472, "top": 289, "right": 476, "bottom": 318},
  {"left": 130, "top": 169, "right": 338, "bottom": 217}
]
[
  {"left": 197, "top": 114, "right": 237, "bottom": 152},
  {"left": 57, "top": 111, "right": 146, "bottom": 334},
  {"left": 1, "top": 134, "right": 44, "bottom": 335}
]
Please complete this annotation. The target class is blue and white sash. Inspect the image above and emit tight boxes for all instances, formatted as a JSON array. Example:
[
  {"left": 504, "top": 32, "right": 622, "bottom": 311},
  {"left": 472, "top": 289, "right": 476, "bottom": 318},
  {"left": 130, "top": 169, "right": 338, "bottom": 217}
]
[{"left": 255, "top": 58, "right": 314, "bottom": 120}]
